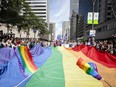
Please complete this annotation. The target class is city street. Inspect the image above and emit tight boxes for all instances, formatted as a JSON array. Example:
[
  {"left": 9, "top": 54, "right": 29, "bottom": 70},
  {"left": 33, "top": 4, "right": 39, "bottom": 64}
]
[{"left": 0, "top": 0, "right": 116, "bottom": 87}]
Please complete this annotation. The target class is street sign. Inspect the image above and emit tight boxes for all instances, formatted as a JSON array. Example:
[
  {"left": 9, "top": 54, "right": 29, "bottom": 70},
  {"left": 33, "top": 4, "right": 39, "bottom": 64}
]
[{"left": 89, "top": 30, "right": 96, "bottom": 36}]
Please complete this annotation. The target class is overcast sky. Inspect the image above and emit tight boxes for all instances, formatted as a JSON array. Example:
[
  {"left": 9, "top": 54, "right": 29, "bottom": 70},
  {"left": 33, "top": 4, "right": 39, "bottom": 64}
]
[{"left": 50, "top": 0, "right": 70, "bottom": 39}]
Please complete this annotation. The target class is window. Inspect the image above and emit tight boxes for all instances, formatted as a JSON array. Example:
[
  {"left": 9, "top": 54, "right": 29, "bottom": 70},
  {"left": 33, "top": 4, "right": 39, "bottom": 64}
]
[
  {"left": 31, "top": 9, "right": 46, "bottom": 11},
  {"left": 107, "top": 12, "right": 111, "bottom": 15},
  {"left": 30, "top": 5, "right": 46, "bottom": 7},
  {"left": 28, "top": 2, "right": 46, "bottom": 4},
  {"left": 108, "top": 7, "right": 111, "bottom": 10},
  {"left": 34, "top": 12, "right": 46, "bottom": 14}
]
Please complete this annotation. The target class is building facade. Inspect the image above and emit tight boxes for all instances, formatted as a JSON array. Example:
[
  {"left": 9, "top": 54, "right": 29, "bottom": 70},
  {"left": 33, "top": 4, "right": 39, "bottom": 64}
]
[
  {"left": 112, "top": 0, "right": 116, "bottom": 19},
  {"left": 70, "top": 0, "right": 79, "bottom": 41},
  {"left": 25, "top": 0, "right": 49, "bottom": 40},
  {"left": 70, "top": 12, "right": 79, "bottom": 41},
  {"left": 96, "top": 0, "right": 115, "bottom": 23},
  {"left": 79, "top": 0, "right": 116, "bottom": 40},
  {"left": 70, "top": 0, "right": 79, "bottom": 16},
  {"left": 62, "top": 21, "right": 69, "bottom": 37},
  {"left": 77, "top": 15, "right": 84, "bottom": 38},
  {"left": 79, "top": 0, "right": 93, "bottom": 23},
  {"left": 0, "top": 0, "right": 49, "bottom": 39},
  {"left": 25, "top": 0, "right": 49, "bottom": 23},
  {"left": 49, "top": 23, "right": 55, "bottom": 41}
]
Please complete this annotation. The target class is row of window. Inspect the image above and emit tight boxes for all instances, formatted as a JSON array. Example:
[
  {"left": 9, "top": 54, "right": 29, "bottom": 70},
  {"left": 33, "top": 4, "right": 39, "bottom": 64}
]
[
  {"left": 27, "top": 2, "right": 46, "bottom": 4},
  {"left": 23, "top": 9, "right": 46, "bottom": 11},
  {"left": 30, "top": 5, "right": 46, "bottom": 7},
  {"left": 96, "top": 22, "right": 116, "bottom": 33},
  {"left": 33, "top": 12, "right": 46, "bottom": 14},
  {"left": 31, "top": 9, "right": 46, "bottom": 11},
  {"left": 26, "top": 0, "right": 47, "bottom": 1},
  {"left": 24, "top": 12, "right": 46, "bottom": 14},
  {"left": 86, "top": 21, "right": 116, "bottom": 36}
]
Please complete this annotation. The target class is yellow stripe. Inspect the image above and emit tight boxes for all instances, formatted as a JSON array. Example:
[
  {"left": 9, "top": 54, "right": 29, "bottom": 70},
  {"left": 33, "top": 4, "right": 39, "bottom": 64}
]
[
  {"left": 20, "top": 46, "right": 34, "bottom": 73},
  {"left": 83, "top": 63, "right": 91, "bottom": 72},
  {"left": 58, "top": 47, "right": 103, "bottom": 87}
]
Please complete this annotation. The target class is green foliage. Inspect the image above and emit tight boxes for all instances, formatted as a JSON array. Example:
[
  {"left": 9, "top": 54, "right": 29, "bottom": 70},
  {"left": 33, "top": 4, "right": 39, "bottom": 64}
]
[
  {"left": 0, "top": 0, "right": 24, "bottom": 25},
  {"left": 0, "top": 0, "right": 48, "bottom": 35},
  {"left": 79, "top": 37, "right": 85, "bottom": 42}
]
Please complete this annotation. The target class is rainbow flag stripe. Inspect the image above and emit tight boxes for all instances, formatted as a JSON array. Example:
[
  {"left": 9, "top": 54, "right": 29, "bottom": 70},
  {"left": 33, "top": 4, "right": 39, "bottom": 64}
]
[
  {"left": 77, "top": 58, "right": 102, "bottom": 80},
  {"left": 24, "top": 47, "right": 104, "bottom": 87},
  {"left": 18, "top": 46, "right": 38, "bottom": 75},
  {"left": 1, "top": 45, "right": 116, "bottom": 87}
]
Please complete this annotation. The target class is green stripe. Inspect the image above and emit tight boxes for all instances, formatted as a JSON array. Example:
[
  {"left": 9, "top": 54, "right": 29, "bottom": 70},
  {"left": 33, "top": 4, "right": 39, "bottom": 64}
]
[{"left": 25, "top": 47, "right": 65, "bottom": 87}]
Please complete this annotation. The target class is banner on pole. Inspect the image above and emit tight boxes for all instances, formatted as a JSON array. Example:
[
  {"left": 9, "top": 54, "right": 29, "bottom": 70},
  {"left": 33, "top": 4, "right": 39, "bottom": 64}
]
[
  {"left": 94, "top": 12, "right": 99, "bottom": 24},
  {"left": 87, "top": 12, "right": 99, "bottom": 24},
  {"left": 87, "top": 12, "right": 93, "bottom": 24}
]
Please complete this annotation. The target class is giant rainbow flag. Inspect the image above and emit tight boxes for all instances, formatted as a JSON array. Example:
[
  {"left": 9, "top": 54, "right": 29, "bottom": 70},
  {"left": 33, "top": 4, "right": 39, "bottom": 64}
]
[{"left": 0, "top": 45, "right": 116, "bottom": 87}]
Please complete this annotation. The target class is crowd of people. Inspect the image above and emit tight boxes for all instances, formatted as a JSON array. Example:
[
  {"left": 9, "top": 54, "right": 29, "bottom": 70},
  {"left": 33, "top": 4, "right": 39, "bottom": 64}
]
[
  {"left": 75, "top": 34, "right": 116, "bottom": 54},
  {"left": 0, "top": 33, "right": 116, "bottom": 54},
  {"left": 0, "top": 35, "right": 53, "bottom": 49}
]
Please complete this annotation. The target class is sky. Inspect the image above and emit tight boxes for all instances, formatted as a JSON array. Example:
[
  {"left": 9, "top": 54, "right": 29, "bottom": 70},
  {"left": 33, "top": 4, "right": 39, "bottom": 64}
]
[{"left": 49, "top": 0, "right": 70, "bottom": 39}]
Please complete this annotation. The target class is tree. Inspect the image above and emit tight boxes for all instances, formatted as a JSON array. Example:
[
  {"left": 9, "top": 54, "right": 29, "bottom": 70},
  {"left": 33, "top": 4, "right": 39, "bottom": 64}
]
[
  {"left": 0, "top": 0, "right": 26, "bottom": 33},
  {"left": 0, "top": 0, "right": 49, "bottom": 36}
]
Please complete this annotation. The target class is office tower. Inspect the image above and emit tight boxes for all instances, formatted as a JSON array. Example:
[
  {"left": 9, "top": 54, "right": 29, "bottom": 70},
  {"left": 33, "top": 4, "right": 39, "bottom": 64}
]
[
  {"left": 62, "top": 21, "right": 69, "bottom": 36},
  {"left": 49, "top": 23, "right": 55, "bottom": 41},
  {"left": 77, "top": 15, "right": 84, "bottom": 38},
  {"left": 25, "top": 0, "right": 49, "bottom": 39},
  {"left": 70, "top": 0, "right": 79, "bottom": 16},
  {"left": 70, "top": 0, "right": 79, "bottom": 41},
  {"left": 79, "top": 0, "right": 116, "bottom": 40},
  {"left": 79, "top": 0, "right": 93, "bottom": 23},
  {"left": 25, "top": 0, "right": 49, "bottom": 23},
  {"left": 70, "top": 12, "right": 79, "bottom": 41}
]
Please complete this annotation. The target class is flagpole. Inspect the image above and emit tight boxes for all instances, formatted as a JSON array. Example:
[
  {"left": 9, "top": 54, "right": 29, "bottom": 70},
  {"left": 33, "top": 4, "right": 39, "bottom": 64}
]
[
  {"left": 15, "top": 70, "right": 38, "bottom": 87},
  {"left": 102, "top": 78, "right": 112, "bottom": 87},
  {"left": 91, "top": 0, "right": 96, "bottom": 44}
]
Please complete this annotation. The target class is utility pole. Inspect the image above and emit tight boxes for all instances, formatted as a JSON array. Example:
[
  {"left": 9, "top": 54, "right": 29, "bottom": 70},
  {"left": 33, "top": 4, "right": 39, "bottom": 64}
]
[{"left": 92, "top": 0, "right": 96, "bottom": 30}]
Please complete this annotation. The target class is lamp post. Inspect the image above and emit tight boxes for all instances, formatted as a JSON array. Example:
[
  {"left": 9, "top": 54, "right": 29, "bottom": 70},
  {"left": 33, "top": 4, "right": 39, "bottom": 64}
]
[{"left": 92, "top": 0, "right": 96, "bottom": 30}]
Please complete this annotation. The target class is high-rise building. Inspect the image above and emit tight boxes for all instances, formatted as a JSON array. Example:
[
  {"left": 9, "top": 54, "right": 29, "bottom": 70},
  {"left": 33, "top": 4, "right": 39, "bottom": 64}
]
[
  {"left": 62, "top": 21, "right": 69, "bottom": 36},
  {"left": 77, "top": 15, "right": 84, "bottom": 38},
  {"left": 24, "top": 0, "right": 49, "bottom": 40},
  {"left": 96, "top": 0, "right": 114, "bottom": 23},
  {"left": 79, "top": 0, "right": 116, "bottom": 40},
  {"left": 25, "top": 0, "right": 49, "bottom": 23},
  {"left": 70, "top": 0, "right": 79, "bottom": 41},
  {"left": 70, "top": 0, "right": 79, "bottom": 16},
  {"left": 49, "top": 23, "right": 55, "bottom": 41},
  {"left": 70, "top": 12, "right": 79, "bottom": 41},
  {"left": 79, "top": 0, "right": 93, "bottom": 23}
]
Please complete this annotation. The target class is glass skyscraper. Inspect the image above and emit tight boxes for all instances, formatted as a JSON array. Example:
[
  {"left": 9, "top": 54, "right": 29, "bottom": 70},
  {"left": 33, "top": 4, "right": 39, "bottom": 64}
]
[{"left": 79, "top": 0, "right": 93, "bottom": 23}]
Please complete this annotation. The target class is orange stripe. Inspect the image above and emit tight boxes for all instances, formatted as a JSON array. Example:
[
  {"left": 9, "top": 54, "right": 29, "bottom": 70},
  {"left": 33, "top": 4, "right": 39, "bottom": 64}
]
[{"left": 24, "top": 47, "right": 38, "bottom": 72}]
